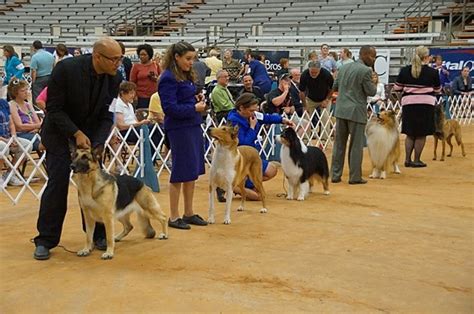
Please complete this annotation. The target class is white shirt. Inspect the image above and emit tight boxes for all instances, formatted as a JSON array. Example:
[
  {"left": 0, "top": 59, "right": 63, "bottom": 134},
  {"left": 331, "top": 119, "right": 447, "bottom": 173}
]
[
  {"left": 367, "top": 83, "right": 385, "bottom": 103},
  {"left": 109, "top": 97, "right": 137, "bottom": 125}
]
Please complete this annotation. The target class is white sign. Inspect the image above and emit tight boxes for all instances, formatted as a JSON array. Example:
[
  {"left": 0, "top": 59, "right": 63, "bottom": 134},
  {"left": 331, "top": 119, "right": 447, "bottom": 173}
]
[{"left": 351, "top": 49, "right": 391, "bottom": 84}]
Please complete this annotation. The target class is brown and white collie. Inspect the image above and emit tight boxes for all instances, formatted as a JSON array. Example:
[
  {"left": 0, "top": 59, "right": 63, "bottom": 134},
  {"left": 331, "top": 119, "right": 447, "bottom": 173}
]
[{"left": 365, "top": 109, "right": 401, "bottom": 179}]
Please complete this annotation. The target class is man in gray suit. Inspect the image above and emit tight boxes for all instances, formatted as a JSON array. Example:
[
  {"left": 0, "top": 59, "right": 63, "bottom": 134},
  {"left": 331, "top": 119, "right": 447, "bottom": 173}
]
[{"left": 331, "top": 46, "right": 376, "bottom": 184}]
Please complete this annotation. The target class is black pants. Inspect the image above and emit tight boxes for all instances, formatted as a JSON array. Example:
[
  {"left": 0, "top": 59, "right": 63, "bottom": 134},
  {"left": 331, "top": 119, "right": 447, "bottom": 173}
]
[{"left": 34, "top": 150, "right": 105, "bottom": 249}]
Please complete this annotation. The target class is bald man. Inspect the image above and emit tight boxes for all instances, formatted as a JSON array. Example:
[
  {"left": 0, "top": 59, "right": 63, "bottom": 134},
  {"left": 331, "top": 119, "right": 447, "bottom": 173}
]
[
  {"left": 331, "top": 45, "right": 377, "bottom": 185},
  {"left": 33, "top": 38, "right": 123, "bottom": 260}
]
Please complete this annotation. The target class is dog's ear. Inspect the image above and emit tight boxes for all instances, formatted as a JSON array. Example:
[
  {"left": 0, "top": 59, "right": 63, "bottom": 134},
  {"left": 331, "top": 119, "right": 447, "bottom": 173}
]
[
  {"left": 232, "top": 125, "right": 239, "bottom": 135},
  {"left": 68, "top": 141, "right": 77, "bottom": 158},
  {"left": 91, "top": 145, "right": 104, "bottom": 163}
]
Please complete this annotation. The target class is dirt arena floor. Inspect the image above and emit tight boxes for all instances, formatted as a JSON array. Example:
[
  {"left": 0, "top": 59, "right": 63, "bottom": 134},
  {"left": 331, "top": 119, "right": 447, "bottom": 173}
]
[{"left": 1, "top": 125, "right": 473, "bottom": 313}]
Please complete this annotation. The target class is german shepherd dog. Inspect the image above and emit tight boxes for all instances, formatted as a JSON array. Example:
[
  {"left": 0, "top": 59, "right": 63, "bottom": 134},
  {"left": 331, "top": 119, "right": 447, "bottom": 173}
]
[
  {"left": 70, "top": 147, "right": 168, "bottom": 260},
  {"left": 433, "top": 105, "right": 466, "bottom": 161},
  {"left": 208, "top": 125, "right": 267, "bottom": 225},
  {"left": 365, "top": 109, "right": 401, "bottom": 179}
]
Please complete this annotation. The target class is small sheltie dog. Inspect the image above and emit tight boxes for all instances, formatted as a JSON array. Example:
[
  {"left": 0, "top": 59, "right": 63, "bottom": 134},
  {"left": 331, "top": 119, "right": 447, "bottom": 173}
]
[
  {"left": 365, "top": 109, "right": 401, "bottom": 179},
  {"left": 278, "top": 127, "right": 330, "bottom": 201}
]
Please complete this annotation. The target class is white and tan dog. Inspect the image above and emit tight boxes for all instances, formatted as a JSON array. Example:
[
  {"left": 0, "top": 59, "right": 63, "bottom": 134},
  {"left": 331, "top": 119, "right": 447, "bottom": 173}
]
[
  {"left": 71, "top": 147, "right": 168, "bottom": 260},
  {"left": 208, "top": 125, "right": 267, "bottom": 224},
  {"left": 365, "top": 109, "right": 401, "bottom": 179}
]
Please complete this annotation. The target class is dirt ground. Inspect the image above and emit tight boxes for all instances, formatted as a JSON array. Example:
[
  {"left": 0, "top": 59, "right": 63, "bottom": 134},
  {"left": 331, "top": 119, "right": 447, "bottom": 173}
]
[{"left": 1, "top": 126, "right": 473, "bottom": 313}]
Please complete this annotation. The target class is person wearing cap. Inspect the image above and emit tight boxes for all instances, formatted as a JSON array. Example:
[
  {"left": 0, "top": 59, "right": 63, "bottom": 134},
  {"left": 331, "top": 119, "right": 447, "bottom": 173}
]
[
  {"left": 299, "top": 60, "right": 334, "bottom": 141},
  {"left": 265, "top": 73, "right": 294, "bottom": 115},
  {"left": 30, "top": 40, "right": 54, "bottom": 106}
]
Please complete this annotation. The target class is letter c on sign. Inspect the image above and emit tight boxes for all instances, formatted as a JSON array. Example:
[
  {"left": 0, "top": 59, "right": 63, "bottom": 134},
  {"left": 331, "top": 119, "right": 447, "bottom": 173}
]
[{"left": 375, "top": 54, "right": 388, "bottom": 76}]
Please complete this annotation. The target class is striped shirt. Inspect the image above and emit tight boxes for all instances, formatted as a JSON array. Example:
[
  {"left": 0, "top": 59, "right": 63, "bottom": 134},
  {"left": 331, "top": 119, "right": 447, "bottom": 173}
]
[{"left": 394, "top": 65, "right": 441, "bottom": 106}]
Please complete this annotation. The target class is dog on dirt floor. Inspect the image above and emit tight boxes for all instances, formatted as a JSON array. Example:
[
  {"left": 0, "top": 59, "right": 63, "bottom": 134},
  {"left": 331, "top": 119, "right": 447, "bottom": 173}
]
[
  {"left": 433, "top": 104, "right": 466, "bottom": 161},
  {"left": 277, "top": 127, "right": 330, "bottom": 201},
  {"left": 365, "top": 109, "right": 401, "bottom": 179},
  {"left": 70, "top": 147, "right": 168, "bottom": 260},
  {"left": 208, "top": 125, "right": 267, "bottom": 225}
]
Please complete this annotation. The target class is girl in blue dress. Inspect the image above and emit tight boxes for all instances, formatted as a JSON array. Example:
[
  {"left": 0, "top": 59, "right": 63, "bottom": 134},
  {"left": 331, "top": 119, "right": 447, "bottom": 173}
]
[{"left": 159, "top": 42, "right": 208, "bottom": 230}]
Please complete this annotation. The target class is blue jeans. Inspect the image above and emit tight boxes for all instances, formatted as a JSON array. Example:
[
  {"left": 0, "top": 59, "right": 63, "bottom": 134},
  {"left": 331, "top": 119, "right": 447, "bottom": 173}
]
[{"left": 17, "top": 132, "right": 40, "bottom": 151}]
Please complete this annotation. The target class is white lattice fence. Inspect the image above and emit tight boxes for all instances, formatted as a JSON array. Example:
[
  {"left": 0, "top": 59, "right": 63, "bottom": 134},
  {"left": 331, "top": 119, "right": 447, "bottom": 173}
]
[{"left": 2, "top": 96, "right": 472, "bottom": 204}]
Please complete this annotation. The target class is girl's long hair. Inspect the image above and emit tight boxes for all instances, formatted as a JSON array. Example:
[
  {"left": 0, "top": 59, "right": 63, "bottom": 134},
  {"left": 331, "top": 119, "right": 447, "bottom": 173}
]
[{"left": 161, "top": 42, "right": 196, "bottom": 82}]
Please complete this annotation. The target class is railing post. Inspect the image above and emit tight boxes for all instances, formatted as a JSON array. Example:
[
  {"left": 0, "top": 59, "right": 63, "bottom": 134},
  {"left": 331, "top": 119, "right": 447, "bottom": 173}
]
[
  {"left": 152, "top": 9, "right": 155, "bottom": 35},
  {"left": 461, "top": 0, "right": 466, "bottom": 29},
  {"left": 167, "top": 0, "right": 170, "bottom": 26},
  {"left": 448, "top": 11, "right": 452, "bottom": 43}
]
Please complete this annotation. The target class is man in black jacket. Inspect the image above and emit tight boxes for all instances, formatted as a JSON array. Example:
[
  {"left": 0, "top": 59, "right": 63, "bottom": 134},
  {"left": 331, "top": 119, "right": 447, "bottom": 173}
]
[{"left": 33, "top": 38, "right": 123, "bottom": 260}]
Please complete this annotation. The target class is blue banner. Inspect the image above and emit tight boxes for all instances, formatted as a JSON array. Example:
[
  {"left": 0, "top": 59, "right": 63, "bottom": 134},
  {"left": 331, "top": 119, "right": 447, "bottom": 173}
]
[
  {"left": 232, "top": 50, "right": 289, "bottom": 73},
  {"left": 430, "top": 48, "right": 474, "bottom": 81}
]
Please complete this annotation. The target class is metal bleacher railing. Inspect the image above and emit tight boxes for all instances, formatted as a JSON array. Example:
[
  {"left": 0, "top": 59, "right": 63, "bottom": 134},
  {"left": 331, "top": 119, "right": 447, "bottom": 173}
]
[{"left": 1, "top": 95, "right": 472, "bottom": 204}]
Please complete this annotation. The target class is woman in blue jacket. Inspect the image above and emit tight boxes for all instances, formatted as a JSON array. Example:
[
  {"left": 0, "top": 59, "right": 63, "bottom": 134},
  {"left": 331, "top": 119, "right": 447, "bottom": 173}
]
[
  {"left": 2, "top": 45, "right": 25, "bottom": 98},
  {"left": 227, "top": 93, "right": 294, "bottom": 200},
  {"left": 248, "top": 52, "right": 272, "bottom": 95},
  {"left": 158, "top": 42, "right": 208, "bottom": 230}
]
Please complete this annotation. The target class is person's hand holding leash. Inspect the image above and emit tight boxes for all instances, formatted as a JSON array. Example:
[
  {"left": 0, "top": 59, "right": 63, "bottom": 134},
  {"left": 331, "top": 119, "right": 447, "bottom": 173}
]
[{"left": 195, "top": 101, "right": 206, "bottom": 112}]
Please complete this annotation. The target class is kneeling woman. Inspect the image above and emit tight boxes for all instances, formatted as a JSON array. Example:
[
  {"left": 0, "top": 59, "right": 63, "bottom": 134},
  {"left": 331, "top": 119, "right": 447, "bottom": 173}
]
[{"left": 227, "top": 93, "right": 294, "bottom": 200}]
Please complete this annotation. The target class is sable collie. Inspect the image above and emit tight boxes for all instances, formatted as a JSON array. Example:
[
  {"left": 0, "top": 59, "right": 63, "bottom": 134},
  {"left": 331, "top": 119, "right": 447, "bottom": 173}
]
[
  {"left": 71, "top": 147, "right": 168, "bottom": 260},
  {"left": 208, "top": 125, "right": 267, "bottom": 225},
  {"left": 278, "top": 127, "right": 330, "bottom": 201},
  {"left": 365, "top": 109, "right": 401, "bottom": 179},
  {"left": 433, "top": 105, "right": 466, "bottom": 161}
]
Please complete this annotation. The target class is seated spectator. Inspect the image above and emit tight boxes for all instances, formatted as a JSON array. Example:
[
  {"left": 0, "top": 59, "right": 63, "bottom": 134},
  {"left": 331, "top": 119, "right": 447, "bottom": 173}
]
[
  {"left": 8, "top": 79, "right": 42, "bottom": 152},
  {"left": 248, "top": 52, "right": 272, "bottom": 94},
  {"left": 210, "top": 70, "right": 235, "bottom": 122},
  {"left": 266, "top": 73, "right": 308, "bottom": 136},
  {"left": 222, "top": 48, "right": 241, "bottom": 82},
  {"left": 35, "top": 86, "right": 48, "bottom": 112},
  {"left": 109, "top": 81, "right": 161, "bottom": 172},
  {"left": 204, "top": 49, "right": 222, "bottom": 84},
  {"left": 265, "top": 73, "right": 293, "bottom": 115},
  {"left": 239, "top": 74, "right": 264, "bottom": 105},
  {"left": 367, "top": 71, "right": 385, "bottom": 114},
  {"left": 227, "top": 93, "right": 294, "bottom": 200},
  {"left": 288, "top": 68, "right": 304, "bottom": 116},
  {"left": 2, "top": 45, "right": 25, "bottom": 100},
  {"left": 451, "top": 66, "right": 472, "bottom": 97},
  {"left": 0, "top": 98, "right": 33, "bottom": 187},
  {"left": 148, "top": 91, "right": 164, "bottom": 125},
  {"left": 148, "top": 91, "right": 171, "bottom": 168}
]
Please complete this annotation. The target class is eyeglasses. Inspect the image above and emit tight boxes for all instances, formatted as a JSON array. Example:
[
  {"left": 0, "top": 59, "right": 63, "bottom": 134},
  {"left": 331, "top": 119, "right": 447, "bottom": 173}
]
[{"left": 99, "top": 52, "right": 124, "bottom": 64}]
